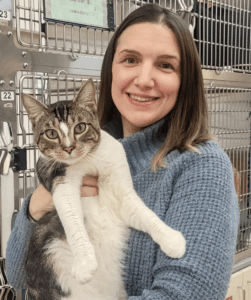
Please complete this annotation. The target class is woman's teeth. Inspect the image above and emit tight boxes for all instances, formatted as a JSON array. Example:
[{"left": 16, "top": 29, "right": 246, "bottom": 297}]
[{"left": 128, "top": 93, "right": 158, "bottom": 102}]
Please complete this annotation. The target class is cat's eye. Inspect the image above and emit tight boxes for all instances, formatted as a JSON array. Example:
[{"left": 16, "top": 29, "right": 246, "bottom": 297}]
[
  {"left": 75, "top": 123, "right": 87, "bottom": 134},
  {"left": 45, "top": 129, "right": 58, "bottom": 139}
]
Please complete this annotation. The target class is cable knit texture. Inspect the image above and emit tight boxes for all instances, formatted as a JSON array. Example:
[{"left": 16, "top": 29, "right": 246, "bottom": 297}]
[{"left": 6, "top": 116, "right": 239, "bottom": 300}]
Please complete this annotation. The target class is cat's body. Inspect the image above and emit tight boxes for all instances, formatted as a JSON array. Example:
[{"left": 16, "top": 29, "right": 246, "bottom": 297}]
[
  {"left": 27, "top": 130, "right": 133, "bottom": 300},
  {"left": 22, "top": 80, "right": 186, "bottom": 300}
]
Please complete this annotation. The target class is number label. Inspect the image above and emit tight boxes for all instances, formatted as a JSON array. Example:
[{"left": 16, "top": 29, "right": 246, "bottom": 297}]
[
  {"left": 0, "top": 10, "right": 11, "bottom": 21},
  {"left": 1, "top": 91, "right": 15, "bottom": 101}
]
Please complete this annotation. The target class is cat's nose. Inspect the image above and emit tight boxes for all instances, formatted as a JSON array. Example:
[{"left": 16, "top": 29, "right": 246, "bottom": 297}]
[{"left": 64, "top": 147, "right": 74, "bottom": 154}]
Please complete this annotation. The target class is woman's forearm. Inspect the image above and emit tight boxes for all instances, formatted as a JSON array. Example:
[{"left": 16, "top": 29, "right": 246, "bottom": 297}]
[{"left": 5, "top": 195, "right": 37, "bottom": 288}]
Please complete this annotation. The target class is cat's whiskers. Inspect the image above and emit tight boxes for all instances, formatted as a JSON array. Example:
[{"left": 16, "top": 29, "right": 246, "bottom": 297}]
[
  {"left": 83, "top": 154, "right": 91, "bottom": 164},
  {"left": 37, "top": 156, "right": 62, "bottom": 175},
  {"left": 36, "top": 156, "right": 55, "bottom": 173},
  {"left": 83, "top": 152, "right": 97, "bottom": 167},
  {"left": 48, "top": 158, "right": 62, "bottom": 173}
]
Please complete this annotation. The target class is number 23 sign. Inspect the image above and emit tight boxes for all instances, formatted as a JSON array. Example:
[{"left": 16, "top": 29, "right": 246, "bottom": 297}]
[{"left": 0, "top": 10, "right": 11, "bottom": 20}]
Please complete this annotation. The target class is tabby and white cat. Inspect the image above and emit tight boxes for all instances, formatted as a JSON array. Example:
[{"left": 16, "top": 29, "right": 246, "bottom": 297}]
[{"left": 21, "top": 79, "right": 186, "bottom": 300}]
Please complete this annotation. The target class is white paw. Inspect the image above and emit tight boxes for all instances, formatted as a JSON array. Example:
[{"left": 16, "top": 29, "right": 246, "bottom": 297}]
[
  {"left": 71, "top": 254, "right": 98, "bottom": 284},
  {"left": 160, "top": 230, "right": 186, "bottom": 259}
]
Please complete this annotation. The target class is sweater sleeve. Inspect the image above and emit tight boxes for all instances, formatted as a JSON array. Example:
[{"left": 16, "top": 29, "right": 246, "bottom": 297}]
[
  {"left": 128, "top": 151, "right": 239, "bottom": 300},
  {"left": 5, "top": 194, "right": 37, "bottom": 289}
]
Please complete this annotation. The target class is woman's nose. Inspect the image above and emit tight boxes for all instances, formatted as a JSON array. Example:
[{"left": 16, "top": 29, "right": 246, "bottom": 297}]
[{"left": 134, "top": 62, "right": 154, "bottom": 89}]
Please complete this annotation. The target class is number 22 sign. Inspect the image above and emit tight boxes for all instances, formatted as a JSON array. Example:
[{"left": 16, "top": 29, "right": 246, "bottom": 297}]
[{"left": 1, "top": 91, "right": 15, "bottom": 101}]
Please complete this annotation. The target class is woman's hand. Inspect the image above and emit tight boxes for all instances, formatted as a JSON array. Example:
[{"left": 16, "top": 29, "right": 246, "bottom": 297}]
[
  {"left": 29, "top": 175, "right": 99, "bottom": 221},
  {"left": 81, "top": 175, "right": 99, "bottom": 197},
  {"left": 29, "top": 184, "right": 55, "bottom": 221}
]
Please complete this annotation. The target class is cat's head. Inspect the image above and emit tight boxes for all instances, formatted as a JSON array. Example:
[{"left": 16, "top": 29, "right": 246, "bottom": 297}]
[{"left": 21, "top": 79, "right": 100, "bottom": 163}]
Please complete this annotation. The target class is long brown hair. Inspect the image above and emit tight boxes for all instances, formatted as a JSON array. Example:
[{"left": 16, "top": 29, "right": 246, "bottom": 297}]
[{"left": 97, "top": 3, "right": 212, "bottom": 172}]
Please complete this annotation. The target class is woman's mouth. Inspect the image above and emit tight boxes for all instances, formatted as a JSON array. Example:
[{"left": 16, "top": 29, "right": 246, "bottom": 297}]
[{"left": 127, "top": 93, "right": 159, "bottom": 102}]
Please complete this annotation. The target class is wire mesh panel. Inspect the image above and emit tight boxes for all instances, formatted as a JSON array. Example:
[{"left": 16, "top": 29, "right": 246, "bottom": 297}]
[
  {"left": 206, "top": 83, "right": 251, "bottom": 254},
  {"left": 16, "top": 71, "right": 100, "bottom": 203},
  {"left": 14, "top": 0, "right": 112, "bottom": 55},
  {"left": 193, "top": 0, "right": 251, "bottom": 73},
  {"left": 13, "top": 0, "right": 188, "bottom": 55}
]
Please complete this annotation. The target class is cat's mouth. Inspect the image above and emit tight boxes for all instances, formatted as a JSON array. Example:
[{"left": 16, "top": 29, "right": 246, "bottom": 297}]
[
  {"left": 60, "top": 149, "right": 91, "bottom": 163},
  {"left": 50, "top": 154, "right": 83, "bottom": 166},
  {"left": 44, "top": 150, "right": 80, "bottom": 164}
]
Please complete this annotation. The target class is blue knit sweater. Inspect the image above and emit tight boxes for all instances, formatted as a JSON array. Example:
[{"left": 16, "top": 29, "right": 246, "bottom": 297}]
[{"left": 6, "top": 117, "right": 239, "bottom": 300}]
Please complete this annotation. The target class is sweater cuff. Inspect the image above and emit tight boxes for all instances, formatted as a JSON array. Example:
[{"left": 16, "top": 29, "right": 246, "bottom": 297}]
[
  {"left": 20, "top": 194, "right": 37, "bottom": 225},
  {"left": 26, "top": 197, "right": 38, "bottom": 223}
]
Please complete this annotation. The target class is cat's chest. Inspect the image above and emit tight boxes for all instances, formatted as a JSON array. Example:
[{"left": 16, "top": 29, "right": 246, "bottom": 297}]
[
  {"left": 81, "top": 196, "right": 100, "bottom": 225},
  {"left": 80, "top": 195, "right": 128, "bottom": 246}
]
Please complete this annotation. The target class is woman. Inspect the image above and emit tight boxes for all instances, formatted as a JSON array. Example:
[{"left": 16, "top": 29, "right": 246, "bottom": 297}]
[{"left": 6, "top": 4, "right": 239, "bottom": 300}]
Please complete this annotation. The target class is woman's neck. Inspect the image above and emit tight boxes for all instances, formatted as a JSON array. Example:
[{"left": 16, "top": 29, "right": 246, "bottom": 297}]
[{"left": 121, "top": 115, "right": 142, "bottom": 138}]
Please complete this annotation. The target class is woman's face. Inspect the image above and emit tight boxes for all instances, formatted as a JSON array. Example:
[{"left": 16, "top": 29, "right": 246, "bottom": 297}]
[{"left": 112, "top": 22, "right": 181, "bottom": 137}]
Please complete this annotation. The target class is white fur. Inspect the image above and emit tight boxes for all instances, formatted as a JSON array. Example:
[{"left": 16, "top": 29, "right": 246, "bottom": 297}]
[
  {"left": 60, "top": 122, "right": 69, "bottom": 136},
  {"left": 60, "top": 122, "right": 71, "bottom": 147},
  {"left": 46, "top": 130, "right": 186, "bottom": 300}
]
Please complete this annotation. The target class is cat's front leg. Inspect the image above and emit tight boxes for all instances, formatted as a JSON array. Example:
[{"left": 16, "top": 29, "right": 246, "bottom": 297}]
[
  {"left": 112, "top": 168, "right": 186, "bottom": 259},
  {"left": 123, "top": 192, "right": 185, "bottom": 258},
  {"left": 71, "top": 245, "right": 98, "bottom": 284},
  {"left": 53, "top": 182, "right": 98, "bottom": 284},
  {"left": 121, "top": 189, "right": 186, "bottom": 258}
]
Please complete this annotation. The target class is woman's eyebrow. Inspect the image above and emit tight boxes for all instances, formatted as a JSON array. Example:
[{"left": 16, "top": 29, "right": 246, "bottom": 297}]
[
  {"left": 118, "top": 49, "right": 180, "bottom": 62},
  {"left": 118, "top": 49, "right": 140, "bottom": 56},
  {"left": 157, "top": 54, "right": 180, "bottom": 62}
]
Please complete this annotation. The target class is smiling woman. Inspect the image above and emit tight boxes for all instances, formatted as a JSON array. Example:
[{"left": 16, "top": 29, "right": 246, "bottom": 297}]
[
  {"left": 98, "top": 4, "right": 210, "bottom": 171},
  {"left": 111, "top": 23, "right": 181, "bottom": 137}
]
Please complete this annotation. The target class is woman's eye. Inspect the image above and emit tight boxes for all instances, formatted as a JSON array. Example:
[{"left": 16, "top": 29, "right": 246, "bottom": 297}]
[
  {"left": 124, "top": 57, "right": 137, "bottom": 64},
  {"left": 159, "top": 63, "right": 174, "bottom": 70},
  {"left": 45, "top": 129, "right": 58, "bottom": 139},
  {"left": 75, "top": 123, "right": 86, "bottom": 134}
]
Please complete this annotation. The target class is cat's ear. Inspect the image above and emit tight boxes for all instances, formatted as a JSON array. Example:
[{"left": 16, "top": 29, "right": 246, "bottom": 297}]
[
  {"left": 73, "top": 79, "right": 96, "bottom": 108},
  {"left": 21, "top": 94, "right": 49, "bottom": 124}
]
